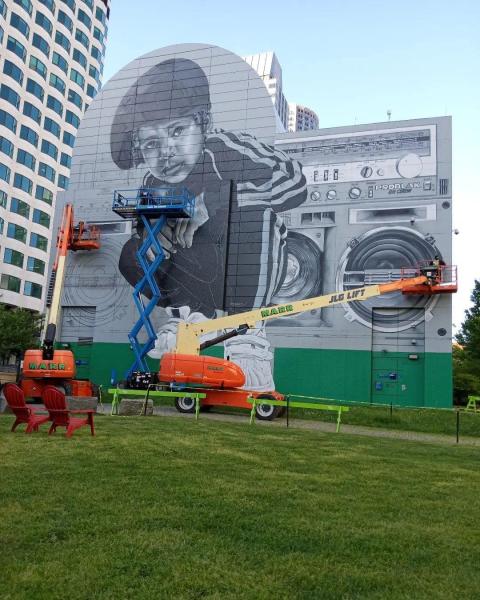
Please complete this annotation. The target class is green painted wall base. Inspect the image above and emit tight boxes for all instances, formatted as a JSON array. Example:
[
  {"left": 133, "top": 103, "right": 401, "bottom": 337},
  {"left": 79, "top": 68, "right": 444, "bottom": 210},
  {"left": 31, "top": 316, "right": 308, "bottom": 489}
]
[{"left": 68, "top": 342, "right": 452, "bottom": 409}]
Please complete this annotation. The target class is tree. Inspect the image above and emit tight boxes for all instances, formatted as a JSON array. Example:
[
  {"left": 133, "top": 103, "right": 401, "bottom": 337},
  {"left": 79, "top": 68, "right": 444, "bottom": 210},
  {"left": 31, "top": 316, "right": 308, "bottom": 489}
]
[
  {"left": 0, "top": 305, "right": 42, "bottom": 363},
  {"left": 454, "top": 280, "right": 480, "bottom": 403}
]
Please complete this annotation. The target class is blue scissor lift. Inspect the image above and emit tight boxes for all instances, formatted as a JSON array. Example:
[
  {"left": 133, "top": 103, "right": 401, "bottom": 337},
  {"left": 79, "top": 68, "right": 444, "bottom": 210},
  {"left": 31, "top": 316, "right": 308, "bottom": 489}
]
[{"left": 112, "top": 187, "right": 195, "bottom": 384}]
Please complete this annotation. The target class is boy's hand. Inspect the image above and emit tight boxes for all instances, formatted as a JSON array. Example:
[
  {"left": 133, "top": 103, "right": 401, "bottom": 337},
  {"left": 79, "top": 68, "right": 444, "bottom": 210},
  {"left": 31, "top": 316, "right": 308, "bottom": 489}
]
[{"left": 168, "top": 193, "right": 209, "bottom": 249}]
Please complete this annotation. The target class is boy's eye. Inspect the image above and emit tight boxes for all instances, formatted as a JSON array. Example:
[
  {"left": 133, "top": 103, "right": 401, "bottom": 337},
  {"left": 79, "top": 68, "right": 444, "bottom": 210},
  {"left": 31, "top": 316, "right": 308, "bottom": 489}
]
[
  {"left": 172, "top": 126, "right": 184, "bottom": 137},
  {"left": 144, "top": 140, "right": 162, "bottom": 150}
]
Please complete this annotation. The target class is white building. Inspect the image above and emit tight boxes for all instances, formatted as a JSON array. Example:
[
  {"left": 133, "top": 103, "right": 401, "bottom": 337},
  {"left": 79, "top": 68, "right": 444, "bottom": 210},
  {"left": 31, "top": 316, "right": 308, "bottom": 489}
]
[
  {"left": 288, "top": 103, "right": 319, "bottom": 132},
  {"left": 0, "top": 0, "right": 110, "bottom": 312},
  {"left": 242, "top": 51, "right": 289, "bottom": 132}
]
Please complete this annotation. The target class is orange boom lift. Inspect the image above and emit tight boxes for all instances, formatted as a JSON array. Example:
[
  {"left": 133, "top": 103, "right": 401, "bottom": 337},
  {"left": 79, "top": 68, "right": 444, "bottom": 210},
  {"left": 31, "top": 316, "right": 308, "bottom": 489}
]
[
  {"left": 156, "top": 267, "right": 457, "bottom": 419},
  {"left": 21, "top": 204, "right": 101, "bottom": 399}
]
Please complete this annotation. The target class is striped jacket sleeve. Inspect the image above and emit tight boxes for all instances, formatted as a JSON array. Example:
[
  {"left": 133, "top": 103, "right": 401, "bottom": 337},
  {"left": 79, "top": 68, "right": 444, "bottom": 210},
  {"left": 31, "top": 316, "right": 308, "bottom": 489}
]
[{"left": 205, "top": 130, "right": 307, "bottom": 213}]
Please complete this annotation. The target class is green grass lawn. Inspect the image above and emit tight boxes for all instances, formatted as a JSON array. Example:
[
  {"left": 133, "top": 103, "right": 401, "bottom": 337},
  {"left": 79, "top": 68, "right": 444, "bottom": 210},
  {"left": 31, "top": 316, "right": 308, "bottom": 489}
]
[{"left": 1, "top": 414, "right": 479, "bottom": 600}]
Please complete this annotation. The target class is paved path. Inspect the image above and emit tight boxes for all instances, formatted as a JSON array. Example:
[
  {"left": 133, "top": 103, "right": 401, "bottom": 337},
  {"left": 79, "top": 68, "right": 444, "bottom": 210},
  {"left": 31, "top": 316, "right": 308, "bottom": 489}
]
[{"left": 98, "top": 404, "right": 480, "bottom": 447}]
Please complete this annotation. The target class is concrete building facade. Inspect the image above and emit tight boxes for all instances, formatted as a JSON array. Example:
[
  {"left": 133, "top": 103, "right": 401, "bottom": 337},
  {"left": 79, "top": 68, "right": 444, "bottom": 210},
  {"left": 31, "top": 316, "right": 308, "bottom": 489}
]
[
  {"left": 0, "top": 0, "right": 110, "bottom": 312},
  {"left": 288, "top": 102, "right": 319, "bottom": 131}
]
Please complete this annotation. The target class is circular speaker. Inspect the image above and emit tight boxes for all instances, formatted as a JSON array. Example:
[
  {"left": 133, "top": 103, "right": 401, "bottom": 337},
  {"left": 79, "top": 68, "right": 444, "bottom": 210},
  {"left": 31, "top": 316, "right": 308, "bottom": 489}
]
[
  {"left": 336, "top": 227, "right": 440, "bottom": 331},
  {"left": 272, "top": 231, "right": 322, "bottom": 304}
]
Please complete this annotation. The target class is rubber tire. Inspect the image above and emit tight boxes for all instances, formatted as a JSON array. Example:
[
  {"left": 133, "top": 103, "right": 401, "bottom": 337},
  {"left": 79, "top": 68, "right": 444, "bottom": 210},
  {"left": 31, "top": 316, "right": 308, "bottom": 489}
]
[
  {"left": 255, "top": 395, "right": 280, "bottom": 421},
  {"left": 175, "top": 396, "right": 196, "bottom": 414}
]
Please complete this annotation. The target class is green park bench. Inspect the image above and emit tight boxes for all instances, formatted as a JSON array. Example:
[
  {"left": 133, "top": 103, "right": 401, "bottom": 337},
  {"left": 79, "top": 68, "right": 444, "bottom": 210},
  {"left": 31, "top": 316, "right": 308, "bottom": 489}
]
[
  {"left": 108, "top": 388, "right": 206, "bottom": 419},
  {"left": 248, "top": 395, "right": 350, "bottom": 432}
]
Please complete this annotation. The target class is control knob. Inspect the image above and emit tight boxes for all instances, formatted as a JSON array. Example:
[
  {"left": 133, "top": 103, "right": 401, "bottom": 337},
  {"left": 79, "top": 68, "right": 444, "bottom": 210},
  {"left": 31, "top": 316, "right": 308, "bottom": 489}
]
[
  {"left": 349, "top": 187, "right": 361, "bottom": 200},
  {"left": 396, "top": 153, "right": 423, "bottom": 178},
  {"left": 360, "top": 166, "right": 373, "bottom": 178},
  {"left": 326, "top": 190, "right": 337, "bottom": 201}
]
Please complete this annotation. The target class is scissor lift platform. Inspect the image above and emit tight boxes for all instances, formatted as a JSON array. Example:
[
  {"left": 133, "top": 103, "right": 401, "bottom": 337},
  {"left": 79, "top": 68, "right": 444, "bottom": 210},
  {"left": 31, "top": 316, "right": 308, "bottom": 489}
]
[
  {"left": 112, "top": 187, "right": 195, "bottom": 220},
  {"left": 112, "top": 187, "right": 195, "bottom": 380}
]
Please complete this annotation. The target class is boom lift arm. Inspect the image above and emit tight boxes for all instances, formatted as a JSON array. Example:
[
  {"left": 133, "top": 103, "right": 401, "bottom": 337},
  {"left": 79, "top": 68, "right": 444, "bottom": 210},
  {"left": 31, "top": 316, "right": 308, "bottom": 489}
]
[
  {"left": 42, "top": 204, "right": 100, "bottom": 359},
  {"left": 175, "top": 275, "right": 430, "bottom": 356}
]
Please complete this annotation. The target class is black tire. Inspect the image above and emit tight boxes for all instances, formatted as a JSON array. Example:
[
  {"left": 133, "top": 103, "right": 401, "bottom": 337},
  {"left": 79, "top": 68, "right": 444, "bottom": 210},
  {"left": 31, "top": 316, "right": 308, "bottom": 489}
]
[
  {"left": 175, "top": 396, "right": 196, "bottom": 414},
  {"left": 255, "top": 395, "right": 280, "bottom": 421}
]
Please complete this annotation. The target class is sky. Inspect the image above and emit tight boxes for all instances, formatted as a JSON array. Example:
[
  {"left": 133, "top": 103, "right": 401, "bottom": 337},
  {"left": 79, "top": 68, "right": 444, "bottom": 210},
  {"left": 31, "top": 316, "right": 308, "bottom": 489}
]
[{"left": 102, "top": 0, "right": 479, "bottom": 331}]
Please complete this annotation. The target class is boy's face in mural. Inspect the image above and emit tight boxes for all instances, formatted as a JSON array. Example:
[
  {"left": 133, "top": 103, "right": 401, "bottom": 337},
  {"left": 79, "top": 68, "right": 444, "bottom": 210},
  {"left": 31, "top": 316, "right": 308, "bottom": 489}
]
[{"left": 136, "top": 114, "right": 207, "bottom": 184}]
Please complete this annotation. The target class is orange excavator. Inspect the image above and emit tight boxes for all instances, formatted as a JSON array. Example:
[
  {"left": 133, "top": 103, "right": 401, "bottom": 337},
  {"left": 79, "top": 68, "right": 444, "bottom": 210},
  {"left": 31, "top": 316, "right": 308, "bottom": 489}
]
[
  {"left": 21, "top": 204, "right": 100, "bottom": 400},
  {"left": 154, "top": 268, "right": 457, "bottom": 419}
]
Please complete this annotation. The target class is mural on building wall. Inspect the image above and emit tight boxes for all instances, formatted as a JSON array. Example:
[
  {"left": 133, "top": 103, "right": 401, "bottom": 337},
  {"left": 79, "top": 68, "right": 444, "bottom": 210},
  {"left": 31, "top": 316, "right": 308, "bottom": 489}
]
[
  {"left": 108, "top": 56, "right": 306, "bottom": 389},
  {"left": 62, "top": 44, "right": 452, "bottom": 400}
]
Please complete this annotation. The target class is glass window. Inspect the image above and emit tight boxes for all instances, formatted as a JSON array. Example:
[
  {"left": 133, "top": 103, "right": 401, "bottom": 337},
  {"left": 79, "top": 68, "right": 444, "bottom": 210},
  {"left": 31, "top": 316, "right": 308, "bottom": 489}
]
[
  {"left": 52, "top": 51, "right": 68, "bottom": 74},
  {"left": 26, "top": 78, "right": 45, "bottom": 102},
  {"left": 95, "top": 6, "right": 106, "bottom": 24},
  {"left": 0, "top": 190, "right": 6, "bottom": 208},
  {"left": 0, "top": 136, "right": 14, "bottom": 158},
  {"left": 0, "top": 109, "right": 17, "bottom": 133},
  {"left": 0, "top": 274, "right": 21, "bottom": 293},
  {"left": 55, "top": 31, "right": 70, "bottom": 53},
  {"left": 0, "top": 26, "right": 4, "bottom": 45},
  {"left": 93, "top": 26, "right": 104, "bottom": 44},
  {"left": 60, "top": 152, "right": 71, "bottom": 168},
  {"left": 43, "top": 116, "right": 60, "bottom": 138},
  {"left": 30, "top": 232, "right": 48, "bottom": 251},
  {"left": 7, "top": 222, "right": 27, "bottom": 243},
  {"left": 4, "top": 248, "right": 24, "bottom": 268},
  {"left": 24, "top": 280, "right": 43, "bottom": 298},
  {"left": 0, "top": 162, "right": 12, "bottom": 183},
  {"left": 35, "top": 185, "right": 53, "bottom": 205},
  {"left": 91, "top": 45, "right": 101, "bottom": 61},
  {"left": 0, "top": 85, "right": 20, "bottom": 109},
  {"left": 32, "top": 32, "right": 50, "bottom": 57},
  {"left": 49, "top": 73, "right": 66, "bottom": 95},
  {"left": 88, "top": 65, "right": 99, "bottom": 81},
  {"left": 33, "top": 208, "right": 50, "bottom": 228},
  {"left": 72, "top": 48, "right": 87, "bottom": 69},
  {"left": 65, "top": 110, "right": 80, "bottom": 128},
  {"left": 86, "top": 84, "right": 96, "bottom": 99},
  {"left": 20, "top": 125, "right": 38, "bottom": 146},
  {"left": 10, "top": 12, "right": 30, "bottom": 39},
  {"left": 57, "top": 9, "right": 73, "bottom": 32},
  {"left": 62, "top": 131, "right": 75, "bottom": 147},
  {"left": 58, "top": 174, "right": 69, "bottom": 189},
  {"left": 0, "top": 216, "right": 4, "bottom": 234},
  {"left": 46, "top": 95, "right": 63, "bottom": 117},
  {"left": 75, "top": 28, "right": 89, "bottom": 49},
  {"left": 3, "top": 59, "right": 24, "bottom": 85},
  {"left": 67, "top": 90, "right": 82, "bottom": 110},
  {"left": 13, "top": 0, "right": 33, "bottom": 16},
  {"left": 61, "top": 0, "right": 75, "bottom": 11},
  {"left": 38, "top": 162, "right": 55, "bottom": 183},
  {"left": 23, "top": 102, "right": 41, "bottom": 124},
  {"left": 10, "top": 197, "right": 30, "bottom": 218},
  {"left": 81, "top": 0, "right": 93, "bottom": 11},
  {"left": 6, "top": 36, "right": 27, "bottom": 61},
  {"left": 78, "top": 9, "right": 92, "bottom": 29},
  {"left": 41, "top": 139, "right": 58, "bottom": 160},
  {"left": 70, "top": 68, "right": 85, "bottom": 88},
  {"left": 27, "top": 256, "right": 46, "bottom": 275},
  {"left": 13, "top": 173, "right": 33, "bottom": 193},
  {"left": 35, "top": 11, "right": 52, "bottom": 35},
  {"left": 38, "top": 0, "right": 54, "bottom": 13},
  {"left": 29, "top": 55, "right": 47, "bottom": 79}
]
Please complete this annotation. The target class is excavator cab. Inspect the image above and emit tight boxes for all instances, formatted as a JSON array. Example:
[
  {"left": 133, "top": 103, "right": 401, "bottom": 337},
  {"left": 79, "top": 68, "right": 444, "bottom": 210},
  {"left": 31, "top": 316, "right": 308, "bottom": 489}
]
[{"left": 400, "top": 262, "right": 458, "bottom": 295}]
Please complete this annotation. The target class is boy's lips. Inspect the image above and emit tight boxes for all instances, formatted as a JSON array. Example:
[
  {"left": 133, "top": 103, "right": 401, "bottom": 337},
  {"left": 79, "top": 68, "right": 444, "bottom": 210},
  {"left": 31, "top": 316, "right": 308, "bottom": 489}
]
[{"left": 162, "top": 162, "right": 183, "bottom": 176}]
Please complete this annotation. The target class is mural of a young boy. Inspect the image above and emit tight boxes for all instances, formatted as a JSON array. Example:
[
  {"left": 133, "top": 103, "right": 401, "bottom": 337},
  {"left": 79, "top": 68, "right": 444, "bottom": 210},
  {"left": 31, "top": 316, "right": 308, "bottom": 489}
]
[{"left": 111, "top": 58, "right": 307, "bottom": 389}]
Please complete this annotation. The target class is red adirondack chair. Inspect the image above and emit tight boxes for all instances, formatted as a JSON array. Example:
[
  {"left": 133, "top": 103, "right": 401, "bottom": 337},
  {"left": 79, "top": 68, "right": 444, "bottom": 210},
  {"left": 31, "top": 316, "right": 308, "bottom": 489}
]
[
  {"left": 42, "top": 385, "right": 95, "bottom": 438},
  {"left": 3, "top": 383, "right": 50, "bottom": 433}
]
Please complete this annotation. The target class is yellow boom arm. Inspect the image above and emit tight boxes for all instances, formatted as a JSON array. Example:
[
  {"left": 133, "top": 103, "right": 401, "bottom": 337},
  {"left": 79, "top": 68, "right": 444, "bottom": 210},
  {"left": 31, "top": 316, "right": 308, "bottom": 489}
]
[{"left": 175, "top": 275, "right": 428, "bottom": 355}]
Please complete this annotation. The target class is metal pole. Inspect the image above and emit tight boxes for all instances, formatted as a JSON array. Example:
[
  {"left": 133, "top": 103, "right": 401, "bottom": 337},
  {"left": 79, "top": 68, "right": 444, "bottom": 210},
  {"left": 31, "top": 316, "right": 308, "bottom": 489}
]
[
  {"left": 286, "top": 395, "right": 290, "bottom": 428},
  {"left": 456, "top": 410, "right": 460, "bottom": 444}
]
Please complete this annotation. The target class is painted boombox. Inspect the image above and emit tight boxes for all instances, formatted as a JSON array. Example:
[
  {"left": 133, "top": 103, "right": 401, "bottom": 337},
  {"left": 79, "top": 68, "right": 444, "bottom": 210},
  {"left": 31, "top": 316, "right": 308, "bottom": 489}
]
[{"left": 270, "top": 118, "right": 452, "bottom": 334}]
